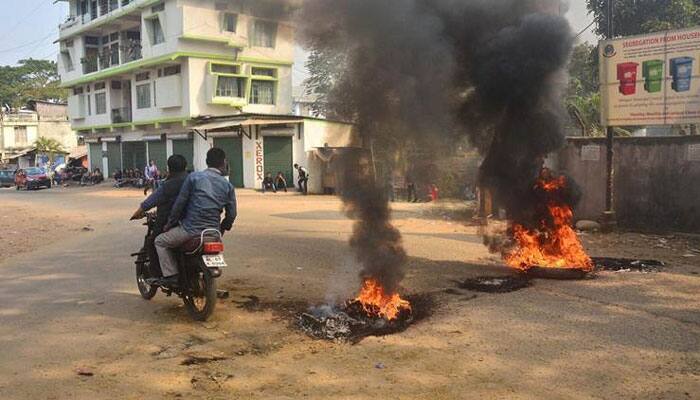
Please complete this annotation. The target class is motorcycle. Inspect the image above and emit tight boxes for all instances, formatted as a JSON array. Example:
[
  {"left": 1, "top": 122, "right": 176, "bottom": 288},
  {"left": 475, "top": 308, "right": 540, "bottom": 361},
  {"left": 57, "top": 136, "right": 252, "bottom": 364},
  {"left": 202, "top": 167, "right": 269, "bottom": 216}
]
[{"left": 131, "top": 213, "right": 226, "bottom": 321}]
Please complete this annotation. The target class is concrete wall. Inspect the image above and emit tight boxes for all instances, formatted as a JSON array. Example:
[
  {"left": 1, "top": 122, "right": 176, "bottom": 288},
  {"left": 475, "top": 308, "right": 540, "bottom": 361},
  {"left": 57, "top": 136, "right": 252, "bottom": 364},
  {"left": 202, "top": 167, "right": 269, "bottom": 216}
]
[{"left": 558, "top": 136, "right": 700, "bottom": 232}]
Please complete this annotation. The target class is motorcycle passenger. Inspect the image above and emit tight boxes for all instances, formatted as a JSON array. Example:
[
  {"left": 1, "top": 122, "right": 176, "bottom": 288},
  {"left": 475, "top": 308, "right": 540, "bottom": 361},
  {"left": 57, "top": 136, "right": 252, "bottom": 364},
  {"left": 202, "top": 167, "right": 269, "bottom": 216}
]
[
  {"left": 155, "top": 148, "right": 237, "bottom": 287},
  {"left": 130, "top": 155, "right": 189, "bottom": 276}
]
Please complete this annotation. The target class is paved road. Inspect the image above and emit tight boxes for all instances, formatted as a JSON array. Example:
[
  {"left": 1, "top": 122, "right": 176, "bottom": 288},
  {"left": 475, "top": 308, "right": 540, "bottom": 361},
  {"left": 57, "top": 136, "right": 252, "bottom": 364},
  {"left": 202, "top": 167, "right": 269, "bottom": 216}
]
[{"left": 0, "top": 186, "right": 698, "bottom": 399}]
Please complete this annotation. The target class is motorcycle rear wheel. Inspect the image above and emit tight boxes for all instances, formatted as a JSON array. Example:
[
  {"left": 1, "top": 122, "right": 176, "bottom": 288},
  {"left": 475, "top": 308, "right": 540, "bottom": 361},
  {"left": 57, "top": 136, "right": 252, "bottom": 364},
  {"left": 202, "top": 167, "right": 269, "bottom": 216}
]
[
  {"left": 136, "top": 261, "right": 158, "bottom": 300},
  {"left": 183, "top": 269, "right": 217, "bottom": 321}
]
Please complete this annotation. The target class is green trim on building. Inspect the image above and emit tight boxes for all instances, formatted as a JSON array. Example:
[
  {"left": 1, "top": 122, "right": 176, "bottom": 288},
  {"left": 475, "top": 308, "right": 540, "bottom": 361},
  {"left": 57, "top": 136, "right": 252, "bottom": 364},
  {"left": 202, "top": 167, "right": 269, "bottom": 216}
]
[
  {"left": 61, "top": 52, "right": 238, "bottom": 87},
  {"left": 237, "top": 56, "right": 293, "bottom": 66},
  {"left": 180, "top": 34, "right": 246, "bottom": 48},
  {"left": 74, "top": 117, "right": 191, "bottom": 133}
]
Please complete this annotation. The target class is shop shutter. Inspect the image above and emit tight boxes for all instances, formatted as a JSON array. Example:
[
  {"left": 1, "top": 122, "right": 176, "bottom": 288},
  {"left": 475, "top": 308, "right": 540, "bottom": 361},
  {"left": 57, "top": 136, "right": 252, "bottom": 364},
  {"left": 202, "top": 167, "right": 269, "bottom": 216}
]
[
  {"left": 172, "top": 139, "right": 194, "bottom": 171},
  {"left": 89, "top": 143, "right": 102, "bottom": 172},
  {"left": 212, "top": 136, "right": 244, "bottom": 187},
  {"left": 147, "top": 140, "right": 167, "bottom": 175},
  {"left": 122, "top": 141, "right": 147, "bottom": 171},
  {"left": 263, "top": 136, "right": 293, "bottom": 187},
  {"left": 106, "top": 142, "right": 122, "bottom": 176}
]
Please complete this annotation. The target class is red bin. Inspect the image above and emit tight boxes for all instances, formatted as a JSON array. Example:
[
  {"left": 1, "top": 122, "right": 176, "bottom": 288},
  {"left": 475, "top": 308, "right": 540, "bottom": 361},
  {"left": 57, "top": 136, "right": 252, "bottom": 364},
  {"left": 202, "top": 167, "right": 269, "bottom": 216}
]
[{"left": 617, "top": 62, "right": 639, "bottom": 96}]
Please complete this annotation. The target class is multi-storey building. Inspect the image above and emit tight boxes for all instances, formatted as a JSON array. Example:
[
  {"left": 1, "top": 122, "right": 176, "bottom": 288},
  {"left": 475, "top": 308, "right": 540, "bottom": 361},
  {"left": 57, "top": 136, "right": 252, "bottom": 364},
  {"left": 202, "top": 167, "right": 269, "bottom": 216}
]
[
  {"left": 56, "top": 0, "right": 353, "bottom": 190},
  {"left": 0, "top": 101, "right": 77, "bottom": 167}
]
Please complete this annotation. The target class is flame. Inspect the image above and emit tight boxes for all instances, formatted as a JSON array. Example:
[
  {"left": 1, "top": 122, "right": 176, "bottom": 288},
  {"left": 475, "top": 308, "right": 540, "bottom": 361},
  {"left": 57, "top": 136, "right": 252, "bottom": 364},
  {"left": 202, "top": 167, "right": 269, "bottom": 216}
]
[
  {"left": 505, "top": 173, "right": 593, "bottom": 271},
  {"left": 354, "top": 278, "right": 411, "bottom": 320}
]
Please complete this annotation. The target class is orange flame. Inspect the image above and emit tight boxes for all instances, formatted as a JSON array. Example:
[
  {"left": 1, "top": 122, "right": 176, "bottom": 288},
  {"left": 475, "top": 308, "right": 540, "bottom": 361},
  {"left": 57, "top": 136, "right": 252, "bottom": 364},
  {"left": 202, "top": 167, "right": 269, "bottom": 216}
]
[
  {"left": 355, "top": 278, "right": 411, "bottom": 320},
  {"left": 505, "top": 174, "right": 593, "bottom": 271}
]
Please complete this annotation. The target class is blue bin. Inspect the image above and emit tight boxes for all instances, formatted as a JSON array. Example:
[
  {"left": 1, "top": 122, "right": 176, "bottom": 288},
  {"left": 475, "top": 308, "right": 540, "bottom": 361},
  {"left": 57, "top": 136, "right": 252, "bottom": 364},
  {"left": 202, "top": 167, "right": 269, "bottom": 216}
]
[{"left": 670, "top": 57, "right": 694, "bottom": 92}]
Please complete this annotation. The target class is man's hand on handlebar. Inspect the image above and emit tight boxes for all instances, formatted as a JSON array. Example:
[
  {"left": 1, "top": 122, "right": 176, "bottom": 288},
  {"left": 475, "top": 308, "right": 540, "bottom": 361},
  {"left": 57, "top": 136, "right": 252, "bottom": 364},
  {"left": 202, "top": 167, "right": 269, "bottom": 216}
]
[{"left": 130, "top": 207, "right": 146, "bottom": 221}]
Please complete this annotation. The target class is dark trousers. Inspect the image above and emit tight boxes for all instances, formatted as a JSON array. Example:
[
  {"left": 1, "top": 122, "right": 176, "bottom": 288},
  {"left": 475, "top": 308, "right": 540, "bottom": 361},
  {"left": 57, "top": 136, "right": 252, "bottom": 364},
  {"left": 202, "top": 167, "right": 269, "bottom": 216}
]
[
  {"left": 407, "top": 183, "right": 417, "bottom": 202},
  {"left": 145, "top": 233, "right": 163, "bottom": 278},
  {"left": 262, "top": 182, "right": 276, "bottom": 193},
  {"left": 298, "top": 178, "right": 308, "bottom": 195}
]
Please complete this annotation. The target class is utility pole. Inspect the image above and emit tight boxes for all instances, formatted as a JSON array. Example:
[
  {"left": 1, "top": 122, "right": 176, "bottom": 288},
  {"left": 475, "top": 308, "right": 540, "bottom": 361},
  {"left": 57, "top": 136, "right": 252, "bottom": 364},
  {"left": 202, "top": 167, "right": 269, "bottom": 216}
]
[{"left": 602, "top": 0, "right": 617, "bottom": 232}]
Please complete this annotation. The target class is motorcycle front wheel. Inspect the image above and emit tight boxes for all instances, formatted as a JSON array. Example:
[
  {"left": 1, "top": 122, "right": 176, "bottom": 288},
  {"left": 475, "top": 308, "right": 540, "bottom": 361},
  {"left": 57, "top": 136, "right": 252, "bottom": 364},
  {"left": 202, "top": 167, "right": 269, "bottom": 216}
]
[
  {"left": 136, "top": 260, "right": 158, "bottom": 300},
  {"left": 183, "top": 268, "right": 217, "bottom": 321}
]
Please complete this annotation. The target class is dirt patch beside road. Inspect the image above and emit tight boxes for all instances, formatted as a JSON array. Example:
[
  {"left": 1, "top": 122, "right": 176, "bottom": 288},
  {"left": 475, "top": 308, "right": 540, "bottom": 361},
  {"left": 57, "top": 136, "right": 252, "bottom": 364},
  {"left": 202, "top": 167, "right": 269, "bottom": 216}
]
[{"left": 0, "top": 194, "right": 98, "bottom": 260}]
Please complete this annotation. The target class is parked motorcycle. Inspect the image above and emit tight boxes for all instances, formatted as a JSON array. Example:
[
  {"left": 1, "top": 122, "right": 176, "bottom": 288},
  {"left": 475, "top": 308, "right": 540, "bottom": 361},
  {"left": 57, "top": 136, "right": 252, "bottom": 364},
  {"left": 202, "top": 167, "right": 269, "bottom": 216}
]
[{"left": 131, "top": 213, "right": 226, "bottom": 321}]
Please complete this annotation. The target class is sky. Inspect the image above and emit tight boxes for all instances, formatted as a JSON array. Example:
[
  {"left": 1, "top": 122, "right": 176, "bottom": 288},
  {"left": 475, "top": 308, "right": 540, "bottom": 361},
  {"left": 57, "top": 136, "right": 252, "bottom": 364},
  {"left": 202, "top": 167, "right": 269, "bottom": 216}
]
[{"left": 0, "top": 0, "right": 598, "bottom": 84}]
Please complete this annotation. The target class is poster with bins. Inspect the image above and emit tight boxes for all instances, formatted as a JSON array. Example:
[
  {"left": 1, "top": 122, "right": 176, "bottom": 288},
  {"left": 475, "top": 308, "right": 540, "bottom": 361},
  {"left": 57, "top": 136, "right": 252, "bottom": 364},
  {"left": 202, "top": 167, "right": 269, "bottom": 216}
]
[{"left": 599, "top": 27, "right": 700, "bottom": 126}]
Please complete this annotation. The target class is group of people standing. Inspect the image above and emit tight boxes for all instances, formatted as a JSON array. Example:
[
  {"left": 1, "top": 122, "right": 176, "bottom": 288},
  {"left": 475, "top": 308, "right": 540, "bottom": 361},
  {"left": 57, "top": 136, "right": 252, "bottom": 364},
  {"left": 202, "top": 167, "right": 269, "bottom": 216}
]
[{"left": 261, "top": 164, "right": 309, "bottom": 195}]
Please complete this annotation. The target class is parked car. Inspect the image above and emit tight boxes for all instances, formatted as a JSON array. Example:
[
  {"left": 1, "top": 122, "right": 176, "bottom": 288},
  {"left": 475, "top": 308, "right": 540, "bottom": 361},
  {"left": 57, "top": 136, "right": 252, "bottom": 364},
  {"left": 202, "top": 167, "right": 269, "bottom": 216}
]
[
  {"left": 15, "top": 167, "right": 52, "bottom": 190},
  {"left": 0, "top": 169, "right": 15, "bottom": 187}
]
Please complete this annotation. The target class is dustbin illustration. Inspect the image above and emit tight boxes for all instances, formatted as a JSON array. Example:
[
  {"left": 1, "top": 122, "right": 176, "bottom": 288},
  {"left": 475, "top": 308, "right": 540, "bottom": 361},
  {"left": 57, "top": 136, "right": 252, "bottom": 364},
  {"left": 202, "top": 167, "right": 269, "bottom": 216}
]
[
  {"left": 670, "top": 57, "right": 694, "bottom": 92},
  {"left": 617, "top": 62, "right": 639, "bottom": 95},
  {"left": 642, "top": 60, "right": 664, "bottom": 93}
]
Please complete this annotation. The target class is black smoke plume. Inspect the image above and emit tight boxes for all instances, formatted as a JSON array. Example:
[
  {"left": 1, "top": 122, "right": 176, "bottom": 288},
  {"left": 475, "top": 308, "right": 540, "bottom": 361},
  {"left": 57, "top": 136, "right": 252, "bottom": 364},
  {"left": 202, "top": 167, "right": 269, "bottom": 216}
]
[{"left": 298, "top": 0, "right": 574, "bottom": 289}]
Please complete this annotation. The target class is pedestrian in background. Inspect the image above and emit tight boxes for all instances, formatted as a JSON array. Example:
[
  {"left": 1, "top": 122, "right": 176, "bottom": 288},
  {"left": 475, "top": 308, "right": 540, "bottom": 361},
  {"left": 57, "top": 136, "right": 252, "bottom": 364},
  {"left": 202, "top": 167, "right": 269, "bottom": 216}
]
[{"left": 294, "top": 163, "right": 309, "bottom": 195}]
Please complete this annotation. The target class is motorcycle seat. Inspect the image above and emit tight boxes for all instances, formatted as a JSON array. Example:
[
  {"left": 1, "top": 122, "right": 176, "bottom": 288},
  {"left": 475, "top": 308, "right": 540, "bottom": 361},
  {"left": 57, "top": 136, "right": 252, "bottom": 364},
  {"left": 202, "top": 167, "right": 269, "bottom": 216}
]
[{"left": 180, "top": 235, "right": 220, "bottom": 253}]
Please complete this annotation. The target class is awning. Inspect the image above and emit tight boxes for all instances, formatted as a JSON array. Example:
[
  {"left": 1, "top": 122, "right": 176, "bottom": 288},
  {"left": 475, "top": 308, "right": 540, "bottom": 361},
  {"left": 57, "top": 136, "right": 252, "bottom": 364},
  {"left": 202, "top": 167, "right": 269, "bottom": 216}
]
[{"left": 192, "top": 118, "right": 302, "bottom": 132}]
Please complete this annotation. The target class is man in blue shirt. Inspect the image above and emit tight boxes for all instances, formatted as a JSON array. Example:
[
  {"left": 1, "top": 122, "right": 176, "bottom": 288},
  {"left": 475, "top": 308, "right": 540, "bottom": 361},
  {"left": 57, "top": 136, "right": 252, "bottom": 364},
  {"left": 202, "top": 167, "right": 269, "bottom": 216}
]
[{"left": 155, "top": 148, "right": 237, "bottom": 285}]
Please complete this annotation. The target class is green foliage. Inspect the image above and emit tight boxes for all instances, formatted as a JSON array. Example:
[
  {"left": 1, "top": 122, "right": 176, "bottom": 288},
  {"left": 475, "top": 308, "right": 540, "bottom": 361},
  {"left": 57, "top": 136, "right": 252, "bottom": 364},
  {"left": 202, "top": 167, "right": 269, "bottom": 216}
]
[
  {"left": 566, "top": 43, "right": 604, "bottom": 136},
  {"left": 34, "top": 136, "right": 66, "bottom": 163},
  {"left": 304, "top": 48, "right": 348, "bottom": 119},
  {"left": 587, "top": 0, "right": 700, "bottom": 38},
  {"left": 0, "top": 59, "right": 66, "bottom": 108}
]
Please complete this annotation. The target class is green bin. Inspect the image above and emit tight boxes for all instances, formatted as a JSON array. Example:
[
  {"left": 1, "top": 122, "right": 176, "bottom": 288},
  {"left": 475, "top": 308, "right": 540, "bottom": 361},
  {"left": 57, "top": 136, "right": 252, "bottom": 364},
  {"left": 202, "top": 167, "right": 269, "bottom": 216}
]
[{"left": 643, "top": 60, "right": 664, "bottom": 93}]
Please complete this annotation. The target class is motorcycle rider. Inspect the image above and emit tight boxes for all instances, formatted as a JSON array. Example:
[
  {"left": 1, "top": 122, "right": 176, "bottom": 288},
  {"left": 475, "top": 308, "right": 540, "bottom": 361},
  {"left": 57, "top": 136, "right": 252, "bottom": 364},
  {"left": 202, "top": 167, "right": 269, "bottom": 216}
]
[
  {"left": 130, "top": 155, "right": 189, "bottom": 276},
  {"left": 155, "top": 147, "right": 237, "bottom": 287}
]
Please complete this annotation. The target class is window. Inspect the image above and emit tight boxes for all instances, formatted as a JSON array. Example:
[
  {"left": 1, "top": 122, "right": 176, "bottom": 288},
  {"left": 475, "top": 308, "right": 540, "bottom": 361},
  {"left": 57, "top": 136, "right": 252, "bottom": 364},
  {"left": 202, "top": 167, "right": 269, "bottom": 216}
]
[
  {"left": 73, "top": 87, "right": 84, "bottom": 95},
  {"left": 148, "top": 17, "right": 165, "bottom": 45},
  {"left": 251, "top": 20, "right": 277, "bottom": 48},
  {"left": 163, "top": 65, "right": 181, "bottom": 76},
  {"left": 222, "top": 13, "right": 237, "bottom": 32},
  {"left": 210, "top": 63, "right": 239, "bottom": 74},
  {"left": 251, "top": 67, "right": 275, "bottom": 77},
  {"left": 216, "top": 76, "right": 245, "bottom": 98},
  {"left": 14, "top": 127, "right": 27, "bottom": 145},
  {"left": 95, "top": 92, "right": 107, "bottom": 114},
  {"left": 62, "top": 51, "right": 74, "bottom": 72},
  {"left": 136, "top": 83, "right": 151, "bottom": 109},
  {"left": 135, "top": 72, "right": 150, "bottom": 81},
  {"left": 94, "top": 82, "right": 106, "bottom": 90},
  {"left": 250, "top": 80, "right": 275, "bottom": 104}
]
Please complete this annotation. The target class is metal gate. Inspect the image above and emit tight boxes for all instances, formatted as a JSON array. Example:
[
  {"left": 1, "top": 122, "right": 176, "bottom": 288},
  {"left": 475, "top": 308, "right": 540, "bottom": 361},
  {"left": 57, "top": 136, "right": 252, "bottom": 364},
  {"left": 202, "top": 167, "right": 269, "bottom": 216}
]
[
  {"left": 147, "top": 140, "right": 167, "bottom": 174},
  {"left": 88, "top": 143, "right": 102, "bottom": 172},
  {"left": 172, "top": 139, "right": 194, "bottom": 171},
  {"left": 263, "top": 136, "right": 293, "bottom": 187},
  {"left": 122, "top": 141, "right": 146, "bottom": 171},
  {"left": 106, "top": 142, "right": 122, "bottom": 176},
  {"left": 212, "top": 136, "right": 244, "bottom": 187}
]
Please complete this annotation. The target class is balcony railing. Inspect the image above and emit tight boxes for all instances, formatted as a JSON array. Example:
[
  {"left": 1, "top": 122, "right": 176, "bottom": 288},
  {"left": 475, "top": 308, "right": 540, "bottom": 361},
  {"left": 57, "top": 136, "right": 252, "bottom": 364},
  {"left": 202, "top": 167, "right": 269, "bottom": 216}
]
[
  {"left": 76, "top": 0, "right": 137, "bottom": 25},
  {"left": 111, "top": 107, "right": 132, "bottom": 123},
  {"left": 80, "top": 41, "right": 141, "bottom": 74},
  {"left": 81, "top": 56, "right": 98, "bottom": 74}
]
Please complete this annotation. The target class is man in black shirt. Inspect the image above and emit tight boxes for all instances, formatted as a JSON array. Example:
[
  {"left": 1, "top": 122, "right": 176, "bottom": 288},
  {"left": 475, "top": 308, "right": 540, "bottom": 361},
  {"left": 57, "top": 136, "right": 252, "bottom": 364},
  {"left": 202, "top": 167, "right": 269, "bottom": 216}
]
[{"left": 130, "top": 155, "right": 189, "bottom": 276}]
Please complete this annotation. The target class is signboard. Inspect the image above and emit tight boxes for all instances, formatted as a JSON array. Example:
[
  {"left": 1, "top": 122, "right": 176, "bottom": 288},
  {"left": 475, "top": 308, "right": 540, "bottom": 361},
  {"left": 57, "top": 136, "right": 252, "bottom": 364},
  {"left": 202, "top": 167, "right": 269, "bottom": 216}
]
[
  {"left": 689, "top": 144, "right": 700, "bottom": 161},
  {"left": 600, "top": 27, "right": 700, "bottom": 126},
  {"left": 581, "top": 145, "right": 601, "bottom": 161}
]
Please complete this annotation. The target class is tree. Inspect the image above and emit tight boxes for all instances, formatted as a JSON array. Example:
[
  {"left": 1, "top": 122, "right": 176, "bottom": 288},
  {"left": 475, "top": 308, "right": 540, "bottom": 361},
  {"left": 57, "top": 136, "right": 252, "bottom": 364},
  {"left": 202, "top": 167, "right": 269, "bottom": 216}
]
[
  {"left": 304, "top": 48, "right": 348, "bottom": 118},
  {"left": 566, "top": 43, "right": 604, "bottom": 136},
  {"left": 0, "top": 59, "right": 66, "bottom": 109},
  {"left": 34, "top": 136, "right": 66, "bottom": 164},
  {"left": 587, "top": 0, "right": 700, "bottom": 38}
]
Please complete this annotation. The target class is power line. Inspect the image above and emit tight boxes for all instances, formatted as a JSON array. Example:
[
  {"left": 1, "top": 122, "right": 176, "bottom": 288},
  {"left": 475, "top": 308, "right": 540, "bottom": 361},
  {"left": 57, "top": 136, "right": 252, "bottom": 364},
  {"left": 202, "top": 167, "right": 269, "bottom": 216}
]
[
  {"left": 0, "top": 29, "right": 58, "bottom": 54},
  {"left": 575, "top": 20, "right": 596, "bottom": 39},
  {"left": 0, "top": 0, "right": 52, "bottom": 40}
]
